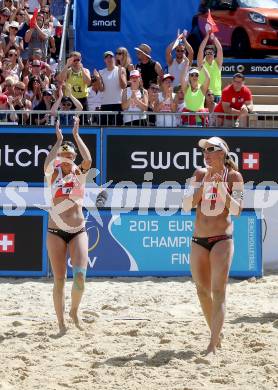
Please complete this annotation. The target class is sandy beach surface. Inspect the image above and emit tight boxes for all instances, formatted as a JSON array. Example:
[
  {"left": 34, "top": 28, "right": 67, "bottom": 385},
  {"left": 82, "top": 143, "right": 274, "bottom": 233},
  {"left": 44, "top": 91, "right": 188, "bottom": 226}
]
[{"left": 0, "top": 274, "right": 277, "bottom": 390}]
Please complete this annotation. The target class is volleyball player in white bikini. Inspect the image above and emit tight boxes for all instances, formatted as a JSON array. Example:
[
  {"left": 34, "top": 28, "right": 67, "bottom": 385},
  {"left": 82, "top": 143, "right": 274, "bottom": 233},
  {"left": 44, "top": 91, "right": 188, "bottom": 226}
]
[
  {"left": 44, "top": 117, "right": 92, "bottom": 333},
  {"left": 183, "top": 137, "right": 244, "bottom": 355}
]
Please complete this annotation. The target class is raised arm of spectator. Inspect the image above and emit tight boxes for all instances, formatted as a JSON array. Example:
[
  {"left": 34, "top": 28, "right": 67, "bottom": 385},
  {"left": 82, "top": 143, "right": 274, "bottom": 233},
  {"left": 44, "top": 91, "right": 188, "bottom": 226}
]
[
  {"left": 183, "top": 36, "right": 194, "bottom": 66},
  {"left": 25, "top": 28, "right": 34, "bottom": 43},
  {"left": 7, "top": 96, "right": 18, "bottom": 122},
  {"left": 56, "top": 57, "right": 74, "bottom": 83},
  {"left": 118, "top": 65, "right": 127, "bottom": 89},
  {"left": 34, "top": 21, "right": 49, "bottom": 40},
  {"left": 199, "top": 65, "right": 210, "bottom": 95},
  {"left": 197, "top": 32, "right": 209, "bottom": 67},
  {"left": 212, "top": 34, "right": 223, "bottom": 68},
  {"left": 50, "top": 86, "right": 63, "bottom": 116},
  {"left": 166, "top": 40, "right": 175, "bottom": 66}
]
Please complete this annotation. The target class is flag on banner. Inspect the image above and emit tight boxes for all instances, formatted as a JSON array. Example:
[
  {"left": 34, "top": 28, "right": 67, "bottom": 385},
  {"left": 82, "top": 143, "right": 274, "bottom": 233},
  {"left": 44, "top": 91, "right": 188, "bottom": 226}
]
[
  {"left": 30, "top": 8, "right": 38, "bottom": 29},
  {"left": 205, "top": 9, "right": 218, "bottom": 33}
]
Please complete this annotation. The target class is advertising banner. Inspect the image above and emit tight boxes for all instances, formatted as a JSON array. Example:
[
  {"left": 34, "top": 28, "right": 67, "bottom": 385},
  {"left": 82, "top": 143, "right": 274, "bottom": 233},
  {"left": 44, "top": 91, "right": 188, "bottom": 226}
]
[
  {"left": 103, "top": 129, "right": 278, "bottom": 187},
  {"left": 74, "top": 0, "right": 198, "bottom": 71},
  {"left": 0, "top": 209, "right": 48, "bottom": 276},
  {"left": 221, "top": 59, "right": 278, "bottom": 77},
  {"left": 67, "top": 209, "right": 262, "bottom": 278},
  {"left": 0, "top": 128, "right": 100, "bottom": 186}
]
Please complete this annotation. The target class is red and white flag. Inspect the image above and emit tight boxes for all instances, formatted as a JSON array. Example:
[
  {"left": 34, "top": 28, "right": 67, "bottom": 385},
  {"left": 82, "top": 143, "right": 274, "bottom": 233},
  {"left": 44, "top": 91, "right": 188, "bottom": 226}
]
[
  {"left": 0, "top": 233, "right": 15, "bottom": 253},
  {"left": 205, "top": 9, "right": 219, "bottom": 33},
  {"left": 242, "top": 152, "right": 260, "bottom": 170}
]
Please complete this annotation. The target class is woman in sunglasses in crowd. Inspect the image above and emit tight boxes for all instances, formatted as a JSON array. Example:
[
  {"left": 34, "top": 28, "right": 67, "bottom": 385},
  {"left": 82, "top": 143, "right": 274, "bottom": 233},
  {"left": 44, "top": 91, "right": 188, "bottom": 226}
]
[
  {"left": 44, "top": 116, "right": 92, "bottom": 334},
  {"left": 6, "top": 48, "right": 24, "bottom": 79},
  {"left": 115, "top": 46, "right": 134, "bottom": 82},
  {"left": 183, "top": 137, "right": 244, "bottom": 355},
  {"left": 180, "top": 65, "right": 210, "bottom": 127},
  {"left": 51, "top": 84, "right": 83, "bottom": 126}
]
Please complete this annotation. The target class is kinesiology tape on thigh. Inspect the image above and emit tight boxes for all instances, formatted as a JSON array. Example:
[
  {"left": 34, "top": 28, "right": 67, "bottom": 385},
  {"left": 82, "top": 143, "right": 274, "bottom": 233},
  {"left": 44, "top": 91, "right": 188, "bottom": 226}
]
[{"left": 72, "top": 266, "right": 87, "bottom": 290}]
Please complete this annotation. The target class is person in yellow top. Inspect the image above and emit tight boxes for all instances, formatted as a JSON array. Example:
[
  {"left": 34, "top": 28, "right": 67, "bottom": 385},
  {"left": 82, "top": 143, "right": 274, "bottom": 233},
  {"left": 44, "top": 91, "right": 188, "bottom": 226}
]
[
  {"left": 57, "top": 51, "right": 91, "bottom": 119},
  {"left": 180, "top": 64, "right": 210, "bottom": 126},
  {"left": 197, "top": 32, "right": 223, "bottom": 102}
]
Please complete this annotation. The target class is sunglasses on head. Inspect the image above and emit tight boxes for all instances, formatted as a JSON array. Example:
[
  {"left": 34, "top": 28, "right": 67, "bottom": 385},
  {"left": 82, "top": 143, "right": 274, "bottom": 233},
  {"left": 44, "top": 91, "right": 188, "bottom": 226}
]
[{"left": 202, "top": 146, "right": 222, "bottom": 154}]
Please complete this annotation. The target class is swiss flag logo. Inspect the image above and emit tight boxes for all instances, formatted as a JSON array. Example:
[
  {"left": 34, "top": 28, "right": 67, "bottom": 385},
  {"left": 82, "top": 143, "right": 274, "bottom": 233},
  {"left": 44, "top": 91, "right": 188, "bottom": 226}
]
[
  {"left": 242, "top": 153, "right": 260, "bottom": 170},
  {"left": 0, "top": 233, "right": 15, "bottom": 253}
]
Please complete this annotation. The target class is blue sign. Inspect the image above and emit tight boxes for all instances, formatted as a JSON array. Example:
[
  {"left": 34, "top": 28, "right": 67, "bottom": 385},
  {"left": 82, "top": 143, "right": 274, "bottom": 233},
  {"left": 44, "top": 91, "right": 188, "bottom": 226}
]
[
  {"left": 67, "top": 209, "right": 262, "bottom": 278},
  {"left": 74, "top": 0, "right": 198, "bottom": 71}
]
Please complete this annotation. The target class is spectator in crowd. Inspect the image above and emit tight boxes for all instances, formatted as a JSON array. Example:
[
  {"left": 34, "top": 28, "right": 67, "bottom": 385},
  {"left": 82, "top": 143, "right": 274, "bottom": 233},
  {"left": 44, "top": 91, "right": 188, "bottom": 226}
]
[
  {"left": 2, "top": 75, "right": 15, "bottom": 96},
  {"left": 214, "top": 72, "right": 253, "bottom": 127},
  {"left": 2, "top": 21, "right": 24, "bottom": 55},
  {"left": 147, "top": 82, "right": 159, "bottom": 126},
  {"left": 115, "top": 46, "right": 134, "bottom": 83},
  {"left": 166, "top": 33, "right": 192, "bottom": 87},
  {"left": 87, "top": 72, "right": 103, "bottom": 124},
  {"left": 32, "top": 87, "right": 54, "bottom": 125},
  {"left": 197, "top": 32, "right": 223, "bottom": 102},
  {"left": 0, "top": 57, "right": 19, "bottom": 82},
  {"left": 25, "top": 12, "right": 51, "bottom": 61},
  {"left": 154, "top": 73, "right": 177, "bottom": 127},
  {"left": 7, "top": 48, "right": 24, "bottom": 78},
  {"left": 173, "top": 83, "right": 185, "bottom": 126},
  {"left": 181, "top": 65, "right": 210, "bottom": 126},
  {"left": 26, "top": 75, "right": 42, "bottom": 108},
  {"left": 50, "top": 84, "right": 83, "bottom": 126},
  {"left": 0, "top": 0, "right": 16, "bottom": 13},
  {"left": 97, "top": 50, "right": 127, "bottom": 125},
  {"left": 29, "top": 47, "right": 52, "bottom": 76},
  {"left": 23, "top": 58, "right": 49, "bottom": 88},
  {"left": 135, "top": 43, "right": 163, "bottom": 89},
  {"left": 0, "top": 93, "right": 17, "bottom": 122},
  {"left": 0, "top": 7, "right": 11, "bottom": 34},
  {"left": 57, "top": 51, "right": 91, "bottom": 116},
  {"left": 122, "top": 69, "right": 148, "bottom": 126},
  {"left": 13, "top": 80, "right": 31, "bottom": 124},
  {"left": 13, "top": 7, "right": 31, "bottom": 63},
  {"left": 204, "top": 88, "right": 217, "bottom": 127}
]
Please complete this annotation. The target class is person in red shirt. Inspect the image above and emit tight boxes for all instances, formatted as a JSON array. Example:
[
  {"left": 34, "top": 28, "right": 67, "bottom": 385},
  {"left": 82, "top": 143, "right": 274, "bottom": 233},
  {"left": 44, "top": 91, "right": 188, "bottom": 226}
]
[{"left": 214, "top": 73, "right": 253, "bottom": 128}]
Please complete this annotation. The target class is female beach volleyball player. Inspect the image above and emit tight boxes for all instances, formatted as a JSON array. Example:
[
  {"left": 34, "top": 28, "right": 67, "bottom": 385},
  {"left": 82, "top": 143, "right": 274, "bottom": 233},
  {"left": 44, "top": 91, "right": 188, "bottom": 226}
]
[
  {"left": 183, "top": 137, "right": 244, "bottom": 355},
  {"left": 44, "top": 117, "right": 92, "bottom": 333}
]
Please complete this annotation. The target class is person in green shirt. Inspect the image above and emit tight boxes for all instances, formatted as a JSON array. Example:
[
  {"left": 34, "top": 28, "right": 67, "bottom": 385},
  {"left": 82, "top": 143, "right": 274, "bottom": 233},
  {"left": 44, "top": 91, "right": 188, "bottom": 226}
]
[{"left": 197, "top": 32, "right": 223, "bottom": 102}]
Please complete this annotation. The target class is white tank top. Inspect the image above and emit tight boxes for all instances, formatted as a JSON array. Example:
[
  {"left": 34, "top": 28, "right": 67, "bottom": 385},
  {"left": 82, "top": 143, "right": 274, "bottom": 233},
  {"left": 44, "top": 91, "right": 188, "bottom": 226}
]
[
  {"left": 99, "top": 67, "right": 123, "bottom": 104},
  {"left": 156, "top": 92, "right": 176, "bottom": 127},
  {"left": 123, "top": 87, "right": 147, "bottom": 123},
  {"left": 168, "top": 58, "right": 187, "bottom": 87}
]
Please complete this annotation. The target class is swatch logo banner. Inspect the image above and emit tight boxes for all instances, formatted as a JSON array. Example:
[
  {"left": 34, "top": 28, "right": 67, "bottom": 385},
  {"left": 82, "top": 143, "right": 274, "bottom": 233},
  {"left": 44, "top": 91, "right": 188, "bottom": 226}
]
[{"left": 88, "top": 0, "right": 121, "bottom": 31}]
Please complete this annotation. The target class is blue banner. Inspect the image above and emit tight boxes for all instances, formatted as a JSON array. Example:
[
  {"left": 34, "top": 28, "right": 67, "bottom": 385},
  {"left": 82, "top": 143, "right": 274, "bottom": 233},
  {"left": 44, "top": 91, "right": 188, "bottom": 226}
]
[
  {"left": 74, "top": 0, "right": 198, "bottom": 72},
  {"left": 67, "top": 209, "right": 262, "bottom": 278}
]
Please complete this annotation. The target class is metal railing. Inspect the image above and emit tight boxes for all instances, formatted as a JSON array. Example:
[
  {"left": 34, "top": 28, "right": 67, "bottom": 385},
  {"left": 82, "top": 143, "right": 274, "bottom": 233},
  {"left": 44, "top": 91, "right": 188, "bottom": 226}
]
[
  {"left": 0, "top": 110, "right": 278, "bottom": 128},
  {"left": 57, "top": 1, "right": 71, "bottom": 71}
]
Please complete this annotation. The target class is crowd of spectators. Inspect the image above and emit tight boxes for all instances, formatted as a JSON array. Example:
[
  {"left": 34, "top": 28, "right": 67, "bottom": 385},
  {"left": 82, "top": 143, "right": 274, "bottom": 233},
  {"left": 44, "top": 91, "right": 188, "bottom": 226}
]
[{"left": 0, "top": 2, "right": 254, "bottom": 127}]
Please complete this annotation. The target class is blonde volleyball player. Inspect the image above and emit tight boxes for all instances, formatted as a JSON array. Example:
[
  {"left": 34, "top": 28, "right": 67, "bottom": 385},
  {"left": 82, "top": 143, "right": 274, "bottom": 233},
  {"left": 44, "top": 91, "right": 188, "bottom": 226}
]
[
  {"left": 183, "top": 137, "right": 244, "bottom": 355},
  {"left": 44, "top": 117, "right": 92, "bottom": 333}
]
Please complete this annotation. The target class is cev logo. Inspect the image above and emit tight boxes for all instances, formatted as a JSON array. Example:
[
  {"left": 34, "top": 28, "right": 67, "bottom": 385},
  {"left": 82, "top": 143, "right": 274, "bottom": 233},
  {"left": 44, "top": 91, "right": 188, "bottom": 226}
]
[{"left": 93, "top": 0, "right": 116, "bottom": 17}]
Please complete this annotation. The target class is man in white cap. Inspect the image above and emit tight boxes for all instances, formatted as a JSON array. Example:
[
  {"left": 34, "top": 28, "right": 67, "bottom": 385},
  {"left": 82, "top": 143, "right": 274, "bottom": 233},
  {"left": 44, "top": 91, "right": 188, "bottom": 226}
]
[
  {"left": 135, "top": 43, "right": 163, "bottom": 89},
  {"left": 2, "top": 21, "right": 24, "bottom": 55}
]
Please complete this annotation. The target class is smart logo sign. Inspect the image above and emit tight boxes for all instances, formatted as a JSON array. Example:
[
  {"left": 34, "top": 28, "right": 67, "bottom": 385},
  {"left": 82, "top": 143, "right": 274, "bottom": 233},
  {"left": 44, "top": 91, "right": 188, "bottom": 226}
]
[
  {"left": 104, "top": 130, "right": 278, "bottom": 186},
  {"left": 88, "top": 0, "right": 121, "bottom": 31},
  {"left": 221, "top": 60, "right": 278, "bottom": 76}
]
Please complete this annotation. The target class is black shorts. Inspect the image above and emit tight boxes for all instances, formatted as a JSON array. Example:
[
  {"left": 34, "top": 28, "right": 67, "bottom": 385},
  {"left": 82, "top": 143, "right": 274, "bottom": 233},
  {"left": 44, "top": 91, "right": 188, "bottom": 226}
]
[
  {"left": 48, "top": 227, "right": 86, "bottom": 244},
  {"left": 192, "top": 234, "right": 232, "bottom": 252}
]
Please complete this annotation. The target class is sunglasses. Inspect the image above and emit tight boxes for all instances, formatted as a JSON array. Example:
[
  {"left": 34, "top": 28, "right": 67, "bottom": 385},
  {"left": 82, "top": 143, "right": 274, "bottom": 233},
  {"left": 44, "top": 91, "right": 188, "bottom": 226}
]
[
  {"left": 116, "top": 51, "right": 123, "bottom": 55},
  {"left": 17, "top": 13, "right": 25, "bottom": 16},
  {"left": 176, "top": 49, "right": 184, "bottom": 53},
  {"left": 62, "top": 102, "right": 73, "bottom": 107},
  {"left": 190, "top": 73, "right": 199, "bottom": 77},
  {"left": 202, "top": 146, "right": 222, "bottom": 154},
  {"left": 205, "top": 51, "right": 214, "bottom": 55},
  {"left": 32, "top": 64, "right": 40, "bottom": 67},
  {"left": 73, "top": 58, "right": 81, "bottom": 62},
  {"left": 8, "top": 53, "right": 17, "bottom": 57},
  {"left": 10, "top": 27, "right": 18, "bottom": 30},
  {"left": 206, "top": 93, "right": 214, "bottom": 96}
]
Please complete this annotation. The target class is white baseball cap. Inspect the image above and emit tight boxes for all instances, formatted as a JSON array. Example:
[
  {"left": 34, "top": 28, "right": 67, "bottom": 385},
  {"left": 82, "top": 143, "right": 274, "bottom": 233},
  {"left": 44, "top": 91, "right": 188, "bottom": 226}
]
[{"left": 198, "top": 137, "right": 228, "bottom": 154}]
